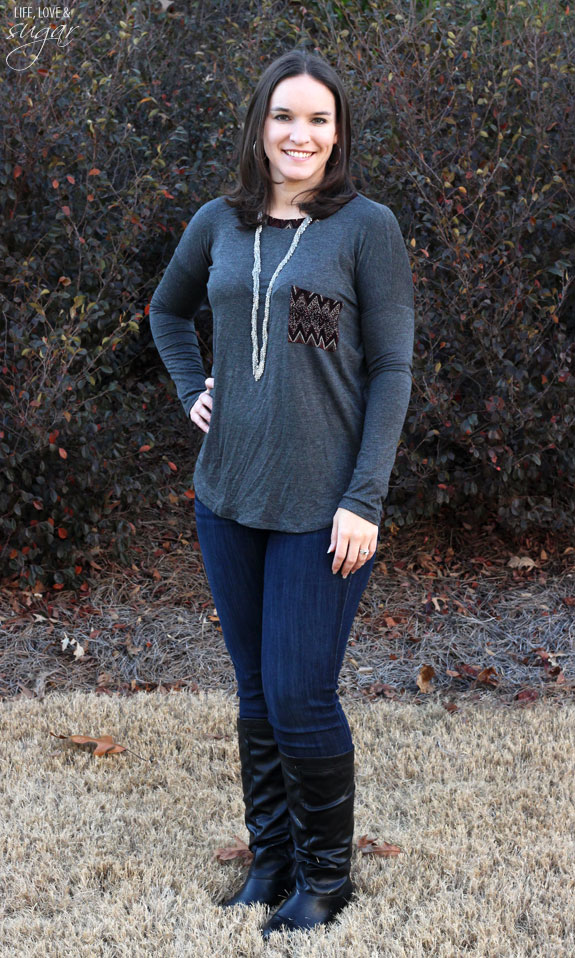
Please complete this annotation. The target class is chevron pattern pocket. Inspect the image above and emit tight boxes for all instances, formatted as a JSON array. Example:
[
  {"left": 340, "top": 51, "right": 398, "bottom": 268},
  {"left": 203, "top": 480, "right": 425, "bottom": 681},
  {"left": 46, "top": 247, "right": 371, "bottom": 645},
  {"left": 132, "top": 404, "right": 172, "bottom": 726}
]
[{"left": 287, "top": 285, "right": 343, "bottom": 352}]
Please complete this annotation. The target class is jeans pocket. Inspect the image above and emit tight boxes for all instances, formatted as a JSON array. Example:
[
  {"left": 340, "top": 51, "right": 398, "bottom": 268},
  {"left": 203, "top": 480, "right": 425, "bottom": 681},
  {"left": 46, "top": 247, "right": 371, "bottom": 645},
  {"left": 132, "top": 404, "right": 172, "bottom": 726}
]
[{"left": 287, "top": 284, "right": 343, "bottom": 351}]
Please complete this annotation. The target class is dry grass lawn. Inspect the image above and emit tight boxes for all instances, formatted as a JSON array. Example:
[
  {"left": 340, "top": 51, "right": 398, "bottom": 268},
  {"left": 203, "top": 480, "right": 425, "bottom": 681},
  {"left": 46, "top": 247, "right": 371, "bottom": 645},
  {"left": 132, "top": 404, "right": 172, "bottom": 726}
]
[{"left": 1, "top": 689, "right": 574, "bottom": 957}]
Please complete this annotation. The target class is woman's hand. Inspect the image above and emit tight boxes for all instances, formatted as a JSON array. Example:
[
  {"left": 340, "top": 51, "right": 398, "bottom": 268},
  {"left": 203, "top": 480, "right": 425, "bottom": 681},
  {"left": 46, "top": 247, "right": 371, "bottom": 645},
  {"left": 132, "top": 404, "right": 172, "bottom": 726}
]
[
  {"left": 328, "top": 508, "right": 378, "bottom": 577},
  {"left": 190, "top": 377, "right": 214, "bottom": 433}
]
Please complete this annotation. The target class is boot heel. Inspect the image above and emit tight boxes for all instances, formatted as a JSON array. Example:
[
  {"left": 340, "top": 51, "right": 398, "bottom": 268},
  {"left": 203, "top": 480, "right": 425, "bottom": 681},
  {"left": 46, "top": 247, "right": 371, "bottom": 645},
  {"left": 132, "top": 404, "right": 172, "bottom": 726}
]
[
  {"left": 261, "top": 748, "right": 356, "bottom": 937},
  {"left": 219, "top": 716, "right": 296, "bottom": 909}
]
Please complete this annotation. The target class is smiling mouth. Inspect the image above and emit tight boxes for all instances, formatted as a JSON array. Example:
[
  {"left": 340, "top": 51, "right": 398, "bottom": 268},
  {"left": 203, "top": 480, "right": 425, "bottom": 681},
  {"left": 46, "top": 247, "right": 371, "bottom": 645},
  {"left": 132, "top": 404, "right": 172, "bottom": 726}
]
[{"left": 283, "top": 150, "right": 315, "bottom": 158}]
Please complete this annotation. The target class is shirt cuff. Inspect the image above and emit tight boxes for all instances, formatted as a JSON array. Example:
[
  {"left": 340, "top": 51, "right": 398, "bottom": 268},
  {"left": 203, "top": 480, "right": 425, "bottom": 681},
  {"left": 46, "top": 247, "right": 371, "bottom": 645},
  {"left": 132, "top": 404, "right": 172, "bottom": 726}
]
[{"left": 336, "top": 495, "right": 383, "bottom": 529}]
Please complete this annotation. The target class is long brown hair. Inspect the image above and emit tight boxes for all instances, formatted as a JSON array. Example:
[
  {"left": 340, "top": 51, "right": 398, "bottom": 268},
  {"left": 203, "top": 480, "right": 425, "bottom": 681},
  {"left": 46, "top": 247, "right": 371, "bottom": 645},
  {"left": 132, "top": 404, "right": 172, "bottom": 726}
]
[{"left": 223, "top": 48, "right": 357, "bottom": 231}]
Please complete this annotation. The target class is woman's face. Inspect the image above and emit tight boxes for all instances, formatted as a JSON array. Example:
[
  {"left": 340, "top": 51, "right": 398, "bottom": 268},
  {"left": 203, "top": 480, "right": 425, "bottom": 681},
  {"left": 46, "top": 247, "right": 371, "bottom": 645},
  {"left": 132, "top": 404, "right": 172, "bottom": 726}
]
[{"left": 262, "top": 74, "right": 339, "bottom": 192}]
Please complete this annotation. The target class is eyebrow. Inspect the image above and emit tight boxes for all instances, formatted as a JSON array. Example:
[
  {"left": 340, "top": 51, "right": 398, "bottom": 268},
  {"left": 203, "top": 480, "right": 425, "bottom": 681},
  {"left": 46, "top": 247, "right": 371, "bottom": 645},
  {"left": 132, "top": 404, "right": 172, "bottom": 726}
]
[{"left": 270, "top": 106, "right": 333, "bottom": 116}]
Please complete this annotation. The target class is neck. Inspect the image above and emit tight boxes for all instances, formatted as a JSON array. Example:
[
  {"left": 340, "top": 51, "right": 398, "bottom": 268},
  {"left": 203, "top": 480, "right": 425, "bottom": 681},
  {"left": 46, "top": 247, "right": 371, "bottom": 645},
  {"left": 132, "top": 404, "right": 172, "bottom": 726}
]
[
  {"left": 267, "top": 200, "right": 305, "bottom": 219},
  {"left": 267, "top": 181, "right": 317, "bottom": 219}
]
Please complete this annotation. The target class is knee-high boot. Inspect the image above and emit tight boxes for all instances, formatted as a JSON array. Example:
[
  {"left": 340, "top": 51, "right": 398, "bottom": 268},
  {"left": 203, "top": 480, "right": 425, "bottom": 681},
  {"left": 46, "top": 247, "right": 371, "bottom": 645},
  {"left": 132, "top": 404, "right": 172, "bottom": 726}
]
[
  {"left": 260, "top": 747, "right": 356, "bottom": 937},
  {"left": 219, "top": 716, "right": 297, "bottom": 908}
]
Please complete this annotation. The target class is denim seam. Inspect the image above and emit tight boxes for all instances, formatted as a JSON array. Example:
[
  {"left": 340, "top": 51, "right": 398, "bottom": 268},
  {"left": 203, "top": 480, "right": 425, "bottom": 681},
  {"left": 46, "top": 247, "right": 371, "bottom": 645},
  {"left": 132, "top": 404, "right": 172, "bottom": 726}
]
[{"left": 331, "top": 574, "right": 354, "bottom": 691}]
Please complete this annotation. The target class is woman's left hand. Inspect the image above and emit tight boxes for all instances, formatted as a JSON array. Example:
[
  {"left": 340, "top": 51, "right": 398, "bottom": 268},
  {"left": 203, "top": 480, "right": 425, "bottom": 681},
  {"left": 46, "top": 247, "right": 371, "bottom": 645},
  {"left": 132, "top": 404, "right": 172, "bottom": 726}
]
[{"left": 327, "top": 508, "right": 379, "bottom": 577}]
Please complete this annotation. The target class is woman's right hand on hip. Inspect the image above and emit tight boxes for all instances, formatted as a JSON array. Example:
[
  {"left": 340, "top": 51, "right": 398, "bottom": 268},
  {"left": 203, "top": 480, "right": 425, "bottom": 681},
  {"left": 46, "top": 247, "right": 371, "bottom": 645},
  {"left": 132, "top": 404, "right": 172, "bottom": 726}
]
[{"left": 190, "top": 377, "right": 214, "bottom": 433}]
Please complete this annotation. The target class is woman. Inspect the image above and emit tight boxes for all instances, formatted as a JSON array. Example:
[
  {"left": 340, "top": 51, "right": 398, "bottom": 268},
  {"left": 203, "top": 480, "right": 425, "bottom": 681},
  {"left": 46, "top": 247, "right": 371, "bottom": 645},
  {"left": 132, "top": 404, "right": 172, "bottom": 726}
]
[{"left": 149, "top": 48, "right": 415, "bottom": 939}]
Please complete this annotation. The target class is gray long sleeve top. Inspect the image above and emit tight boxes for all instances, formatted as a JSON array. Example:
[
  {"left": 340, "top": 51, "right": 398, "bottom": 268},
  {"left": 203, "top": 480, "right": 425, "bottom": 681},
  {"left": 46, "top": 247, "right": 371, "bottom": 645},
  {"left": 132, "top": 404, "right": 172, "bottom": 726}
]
[{"left": 149, "top": 192, "right": 415, "bottom": 532}]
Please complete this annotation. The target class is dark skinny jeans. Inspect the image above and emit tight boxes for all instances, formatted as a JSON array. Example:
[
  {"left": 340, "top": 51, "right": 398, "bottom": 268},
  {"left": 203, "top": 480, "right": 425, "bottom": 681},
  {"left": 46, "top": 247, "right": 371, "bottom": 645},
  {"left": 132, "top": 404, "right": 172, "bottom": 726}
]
[{"left": 194, "top": 493, "right": 377, "bottom": 758}]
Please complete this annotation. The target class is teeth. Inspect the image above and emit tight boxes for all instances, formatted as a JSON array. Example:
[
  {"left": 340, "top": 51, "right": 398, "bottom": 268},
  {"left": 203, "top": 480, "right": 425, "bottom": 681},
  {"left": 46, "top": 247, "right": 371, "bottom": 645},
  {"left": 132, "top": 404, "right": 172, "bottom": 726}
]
[{"left": 284, "top": 150, "right": 312, "bottom": 157}]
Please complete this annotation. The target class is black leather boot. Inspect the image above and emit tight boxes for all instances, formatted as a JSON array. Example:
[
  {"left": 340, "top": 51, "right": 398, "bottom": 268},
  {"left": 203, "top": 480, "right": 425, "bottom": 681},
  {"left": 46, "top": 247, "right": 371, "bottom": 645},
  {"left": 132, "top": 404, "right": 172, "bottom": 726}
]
[
  {"left": 219, "top": 716, "right": 297, "bottom": 908},
  {"left": 260, "top": 747, "right": 356, "bottom": 938}
]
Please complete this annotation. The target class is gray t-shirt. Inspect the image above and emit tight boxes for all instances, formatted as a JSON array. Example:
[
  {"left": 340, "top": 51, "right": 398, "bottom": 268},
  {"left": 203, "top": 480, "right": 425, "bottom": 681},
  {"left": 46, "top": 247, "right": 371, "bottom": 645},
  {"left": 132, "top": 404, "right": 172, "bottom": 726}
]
[{"left": 149, "top": 191, "right": 415, "bottom": 532}]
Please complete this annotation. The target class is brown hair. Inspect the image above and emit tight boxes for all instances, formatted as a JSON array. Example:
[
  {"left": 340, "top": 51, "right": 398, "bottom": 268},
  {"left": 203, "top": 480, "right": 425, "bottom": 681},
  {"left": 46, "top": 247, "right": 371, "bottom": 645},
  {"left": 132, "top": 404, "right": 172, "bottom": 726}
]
[{"left": 223, "top": 48, "right": 357, "bottom": 231}]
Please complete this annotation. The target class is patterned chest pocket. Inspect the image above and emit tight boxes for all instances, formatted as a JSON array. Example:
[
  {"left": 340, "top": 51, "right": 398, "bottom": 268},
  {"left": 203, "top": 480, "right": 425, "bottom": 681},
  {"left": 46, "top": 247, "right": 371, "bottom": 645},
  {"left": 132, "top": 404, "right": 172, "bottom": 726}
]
[{"left": 287, "top": 285, "right": 343, "bottom": 352}]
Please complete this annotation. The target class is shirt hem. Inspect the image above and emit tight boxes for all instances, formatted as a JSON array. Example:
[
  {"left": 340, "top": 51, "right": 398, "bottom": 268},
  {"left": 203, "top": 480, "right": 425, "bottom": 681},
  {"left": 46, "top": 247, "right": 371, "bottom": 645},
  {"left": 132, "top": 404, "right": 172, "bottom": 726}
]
[{"left": 193, "top": 480, "right": 335, "bottom": 533}]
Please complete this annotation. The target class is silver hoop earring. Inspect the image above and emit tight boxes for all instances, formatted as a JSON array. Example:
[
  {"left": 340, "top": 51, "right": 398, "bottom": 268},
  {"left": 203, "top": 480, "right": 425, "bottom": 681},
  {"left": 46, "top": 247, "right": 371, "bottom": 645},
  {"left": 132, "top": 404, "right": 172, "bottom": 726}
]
[{"left": 253, "top": 140, "right": 268, "bottom": 162}]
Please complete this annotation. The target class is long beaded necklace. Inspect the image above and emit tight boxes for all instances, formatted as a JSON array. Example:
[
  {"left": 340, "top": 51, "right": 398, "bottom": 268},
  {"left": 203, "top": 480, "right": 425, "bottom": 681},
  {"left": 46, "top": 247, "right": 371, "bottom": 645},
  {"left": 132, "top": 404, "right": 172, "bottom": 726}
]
[{"left": 251, "top": 214, "right": 314, "bottom": 381}]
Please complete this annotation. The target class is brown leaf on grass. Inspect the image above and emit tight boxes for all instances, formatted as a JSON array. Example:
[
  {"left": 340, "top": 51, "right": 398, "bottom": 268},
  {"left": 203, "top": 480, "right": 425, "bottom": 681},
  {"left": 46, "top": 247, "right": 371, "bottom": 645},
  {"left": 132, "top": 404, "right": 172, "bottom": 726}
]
[
  {"left": 417, "top": 663, "right": 435, "bottom": 693},
  {"left": 476, "top": 666, "right": 499, "bottom": 685},
  {"left": 458, "top": 662, "right": 481, "bottom": 679},
  {"left": 516, "top": 687, "right": 539, "bottom": 702},
  {"left": 214, "top": 834, "right": 253, "bottom": 864},
  {"left": 443, "top": 701, "right": 459, "bottom": 713},
  {"left": 50, "top": 732, "right": 127, "bottom": 756},
  {"left": 366, "top": 681, "right": 399, "bottom": 700},
  {"left": 358, "top": 834, "right": 402, "bottom": 857},
  {"left": 534, "top": 648, "right": 550, "bottom": 661}
]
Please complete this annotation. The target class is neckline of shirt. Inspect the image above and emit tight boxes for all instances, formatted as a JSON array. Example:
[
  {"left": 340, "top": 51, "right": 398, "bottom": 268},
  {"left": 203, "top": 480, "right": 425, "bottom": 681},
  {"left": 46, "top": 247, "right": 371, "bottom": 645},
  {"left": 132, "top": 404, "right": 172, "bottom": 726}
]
[
  {"left": 266, "top": 213, "right": 306, "bottom": 228},
  {"left": 264, "top": 193, "right": 360, "bottom": 228}
]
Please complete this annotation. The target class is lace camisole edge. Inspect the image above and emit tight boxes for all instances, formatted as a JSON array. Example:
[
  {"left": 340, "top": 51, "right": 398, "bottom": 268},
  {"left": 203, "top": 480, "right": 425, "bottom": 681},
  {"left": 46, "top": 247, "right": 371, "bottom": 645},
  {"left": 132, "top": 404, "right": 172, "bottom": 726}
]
[
  {"left": 265, "top": 214, "right": 306, "bottom": 228},
  {"left": 264, "top": 193, "right": 359, "bottom": 228}
]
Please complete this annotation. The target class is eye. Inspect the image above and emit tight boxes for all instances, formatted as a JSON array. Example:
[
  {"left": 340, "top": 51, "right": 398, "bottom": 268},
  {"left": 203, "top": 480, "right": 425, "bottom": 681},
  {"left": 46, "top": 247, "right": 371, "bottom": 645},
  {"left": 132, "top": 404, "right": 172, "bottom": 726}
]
[{"left": 273, "top": 114, "right": 327, "bottom": 124}]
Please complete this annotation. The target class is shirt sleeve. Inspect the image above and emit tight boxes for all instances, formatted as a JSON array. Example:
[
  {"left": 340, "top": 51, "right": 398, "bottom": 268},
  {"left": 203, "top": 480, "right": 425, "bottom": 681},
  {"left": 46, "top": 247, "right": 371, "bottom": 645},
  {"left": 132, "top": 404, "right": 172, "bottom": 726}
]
[
  {"left": 148, "top": 202, "right": 213, "bottom": 421},
  {"left": 337, "top": 204, "right": 415, "bottom": 528}
]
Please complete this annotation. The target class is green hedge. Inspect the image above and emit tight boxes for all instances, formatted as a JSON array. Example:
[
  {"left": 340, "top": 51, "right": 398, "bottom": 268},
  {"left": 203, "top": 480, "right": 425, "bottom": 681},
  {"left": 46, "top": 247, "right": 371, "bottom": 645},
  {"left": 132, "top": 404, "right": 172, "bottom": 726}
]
[{"left": 1, "top": 0, "right": 573, "bottom": 588}]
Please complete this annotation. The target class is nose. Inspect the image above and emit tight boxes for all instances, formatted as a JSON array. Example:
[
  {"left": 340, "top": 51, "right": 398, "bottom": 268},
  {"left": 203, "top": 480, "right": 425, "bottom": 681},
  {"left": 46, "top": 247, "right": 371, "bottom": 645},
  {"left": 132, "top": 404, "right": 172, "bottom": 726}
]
[{"left": 289, "top": 123, "right": 311, "bottom": 146}]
